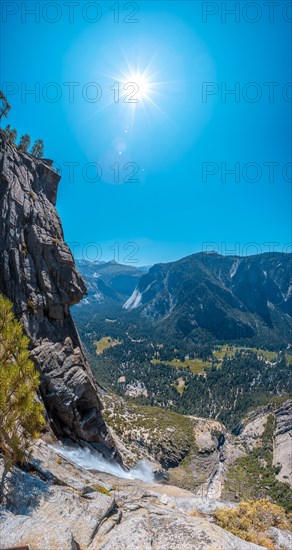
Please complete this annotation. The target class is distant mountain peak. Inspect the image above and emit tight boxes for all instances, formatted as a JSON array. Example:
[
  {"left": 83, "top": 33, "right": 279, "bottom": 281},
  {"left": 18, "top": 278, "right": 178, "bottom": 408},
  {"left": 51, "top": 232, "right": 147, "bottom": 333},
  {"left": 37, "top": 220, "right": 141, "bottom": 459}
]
[{"left": 123, "top": 251, "right": 292, "bottom": 344}]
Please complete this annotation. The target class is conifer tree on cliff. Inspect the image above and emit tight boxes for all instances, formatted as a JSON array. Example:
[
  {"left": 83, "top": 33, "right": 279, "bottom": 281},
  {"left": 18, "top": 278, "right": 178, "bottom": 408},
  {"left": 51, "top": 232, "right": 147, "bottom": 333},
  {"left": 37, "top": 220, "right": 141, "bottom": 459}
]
[
  {"left": 19, "top": 134, "right": 31, "bottom": 152},
  {"left": 0, "top": 294, "right": 45, "bottom": 500},
  {"left": 31, "top": 139, "right": 44, "bottom": 158},
  {"left": 3, "top": 124, "right": 17, "bottom": 144}
]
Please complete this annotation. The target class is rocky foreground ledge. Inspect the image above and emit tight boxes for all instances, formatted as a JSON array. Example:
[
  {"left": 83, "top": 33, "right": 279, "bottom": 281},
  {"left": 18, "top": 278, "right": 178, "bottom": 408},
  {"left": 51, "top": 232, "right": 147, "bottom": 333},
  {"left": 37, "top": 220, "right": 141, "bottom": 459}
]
[
  {"left": 0, "top": 440, "right": 280, "bottom": 550},
  {"left": 0, "top": 132, "right": 119, "bottom": 460}
]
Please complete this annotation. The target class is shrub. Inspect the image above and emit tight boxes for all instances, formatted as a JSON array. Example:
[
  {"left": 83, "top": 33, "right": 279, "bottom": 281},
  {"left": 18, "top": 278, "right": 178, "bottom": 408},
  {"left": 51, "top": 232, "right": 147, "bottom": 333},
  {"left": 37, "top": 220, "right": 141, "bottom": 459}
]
[
  {"left": 215, "top": 498, "right": 290, "bottom": 550},
  {"left": 21, "top": 242, "right": 27, "bottom": 256},
  {"left": 27, "top": 298, "right": 36, "bottom": 313},
  {"left": 92, "top": 483, "right": 111, "bottom": 496}
]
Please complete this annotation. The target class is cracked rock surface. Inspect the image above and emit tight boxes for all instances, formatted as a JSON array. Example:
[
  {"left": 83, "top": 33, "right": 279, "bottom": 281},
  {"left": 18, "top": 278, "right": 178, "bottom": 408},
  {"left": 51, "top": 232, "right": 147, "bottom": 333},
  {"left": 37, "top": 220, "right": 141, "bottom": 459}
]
[{"left": 0, "top": 441, "right": 268, "bottom": 550}]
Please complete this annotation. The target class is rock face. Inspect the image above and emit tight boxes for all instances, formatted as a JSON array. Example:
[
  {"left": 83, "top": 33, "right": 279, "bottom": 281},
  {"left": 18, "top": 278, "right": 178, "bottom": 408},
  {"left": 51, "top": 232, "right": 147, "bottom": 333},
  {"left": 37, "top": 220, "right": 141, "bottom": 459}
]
[
  {"left": 273, "top": 400, "right": 292, "bottom": 486},
  {"left": 0, "top": 132, "right": 118, "bottom": 459},
  {"left": 0, "top": 441, "right": 116, "bottom": 550},
  {"left": 190, "top": 417, "right": 227, "bottom": 500},
  {"left": 0, "top": 441, "right": 267, "bottom": 550}
]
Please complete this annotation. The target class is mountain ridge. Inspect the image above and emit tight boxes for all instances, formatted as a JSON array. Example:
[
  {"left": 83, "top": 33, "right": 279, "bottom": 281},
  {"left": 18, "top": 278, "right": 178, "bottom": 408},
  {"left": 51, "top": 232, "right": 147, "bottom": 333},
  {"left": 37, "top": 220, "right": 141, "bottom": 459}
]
[
  {"left": 75, "top": 258, "right": 145, "bottom": 307},
  {"left": 123, "top": 251, "right": 292, "bottom": 345}
]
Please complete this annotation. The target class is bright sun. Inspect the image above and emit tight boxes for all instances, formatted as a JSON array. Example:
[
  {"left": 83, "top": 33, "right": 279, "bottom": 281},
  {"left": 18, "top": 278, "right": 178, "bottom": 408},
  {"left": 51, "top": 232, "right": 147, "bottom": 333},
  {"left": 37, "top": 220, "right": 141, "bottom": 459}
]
[
  {"left": 120, "top": 70, "right": 153, "bottom": 104},
  {"left": 100, "top": 55, "right": 171, "bottom": 127},
  {"left": 131, "top": 73, "right": 150, "bottom": 100}
]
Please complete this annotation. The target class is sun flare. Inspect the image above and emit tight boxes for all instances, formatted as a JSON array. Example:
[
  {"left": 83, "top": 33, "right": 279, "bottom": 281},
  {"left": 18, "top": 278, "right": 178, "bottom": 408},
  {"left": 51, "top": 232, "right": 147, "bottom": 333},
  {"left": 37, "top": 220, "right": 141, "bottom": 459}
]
[
  {"left": 98, "top": 54, "right": 175, "bottom": 129},
  {"left": 130, "top": 73, "right": 151, "bottom": 100},
  {"left": 119, "top": 69, "right": 154, "bottom": 104}
]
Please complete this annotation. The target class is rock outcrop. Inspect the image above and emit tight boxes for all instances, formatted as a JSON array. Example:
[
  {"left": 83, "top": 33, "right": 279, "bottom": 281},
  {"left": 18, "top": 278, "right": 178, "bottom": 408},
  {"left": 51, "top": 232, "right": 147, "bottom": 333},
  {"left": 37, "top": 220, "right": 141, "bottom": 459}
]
[
  {"left": 0, "top": 441, "right": 267, "bottom": 550},
  {"left": 273, "top": 400, "right": 292, "bottom": 486},
  {"left": 0, "top": 131, "right": 119, "bottom": 459}
]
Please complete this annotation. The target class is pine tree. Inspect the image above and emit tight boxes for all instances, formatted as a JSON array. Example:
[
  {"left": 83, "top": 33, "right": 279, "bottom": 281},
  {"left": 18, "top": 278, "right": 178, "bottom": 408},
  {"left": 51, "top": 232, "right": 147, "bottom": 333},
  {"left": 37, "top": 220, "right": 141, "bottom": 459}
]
[
  {"left": 0, "top": 91, "right": 10, "bottom": 121},
  {"left": 0, "top": 294, "right": 45, "bottom": 497},
  {"left": 3, "top": 124, "right": 17, "bottom": 143},
  {"left": 18, "top": 134, "right": 31, "bottom": 152},
  {"left": 31, "top": 139, "right": 44, "bottom": 158}
]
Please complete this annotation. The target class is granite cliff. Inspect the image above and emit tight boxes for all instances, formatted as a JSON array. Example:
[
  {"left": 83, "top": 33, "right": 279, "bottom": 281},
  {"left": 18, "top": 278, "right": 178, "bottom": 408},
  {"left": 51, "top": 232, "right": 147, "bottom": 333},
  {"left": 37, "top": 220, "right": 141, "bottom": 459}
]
[
  {"left": 0, "top": 131, "right": 119, "bottom": 460},
  {"left": 0, "top": 440, "right": 271, "bottom": 550}
]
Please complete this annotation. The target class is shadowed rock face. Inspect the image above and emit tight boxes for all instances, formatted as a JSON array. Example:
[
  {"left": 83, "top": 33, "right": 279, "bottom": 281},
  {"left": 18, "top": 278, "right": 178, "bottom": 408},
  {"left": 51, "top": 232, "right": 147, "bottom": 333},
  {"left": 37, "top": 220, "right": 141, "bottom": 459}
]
[{"left": 0, "top": 131, "right": 119, "bottom": 460}]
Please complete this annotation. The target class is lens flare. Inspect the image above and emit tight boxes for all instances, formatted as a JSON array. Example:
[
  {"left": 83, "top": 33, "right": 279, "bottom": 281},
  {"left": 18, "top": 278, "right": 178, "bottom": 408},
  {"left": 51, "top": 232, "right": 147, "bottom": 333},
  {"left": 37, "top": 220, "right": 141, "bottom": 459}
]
[{"left": 98, "top": 52, "right": 176, "bottom": 129}]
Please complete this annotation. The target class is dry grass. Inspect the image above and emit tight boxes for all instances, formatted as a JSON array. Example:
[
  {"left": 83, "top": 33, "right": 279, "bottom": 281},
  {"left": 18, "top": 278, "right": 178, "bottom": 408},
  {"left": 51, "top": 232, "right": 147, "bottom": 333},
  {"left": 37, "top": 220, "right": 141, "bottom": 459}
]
[
  {"left": 95, "top": 336, "right": 120, "bottom": 355},
  {"left": 215, "top": 498, "right": 290, "bottom": 550}
]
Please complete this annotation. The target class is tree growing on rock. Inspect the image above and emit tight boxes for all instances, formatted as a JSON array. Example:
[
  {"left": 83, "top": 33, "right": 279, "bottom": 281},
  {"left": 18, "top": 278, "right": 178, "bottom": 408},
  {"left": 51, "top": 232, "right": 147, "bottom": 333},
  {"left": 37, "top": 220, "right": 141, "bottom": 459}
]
[
  {"left": 31, "top": 138, "right": 44, "bottom": 158},
  {"left": 18, "top": 134, "right": 31, "bottom": 152},
  {"left": 3, "top": 124, "right": 17, "bottom": 143},
  {"left": 0, "top": 294, "right": 45, "bottom": 499},
  {"left": 0, "top": 91, "right": 10, "bottom": 121}
]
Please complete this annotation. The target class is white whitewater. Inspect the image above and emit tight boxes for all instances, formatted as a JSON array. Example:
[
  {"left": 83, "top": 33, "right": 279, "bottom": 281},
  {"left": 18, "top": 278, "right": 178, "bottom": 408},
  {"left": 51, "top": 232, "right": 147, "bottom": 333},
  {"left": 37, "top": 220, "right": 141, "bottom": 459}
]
[{"left": 51, "top": 444, "right": 155, "bottom": 483}]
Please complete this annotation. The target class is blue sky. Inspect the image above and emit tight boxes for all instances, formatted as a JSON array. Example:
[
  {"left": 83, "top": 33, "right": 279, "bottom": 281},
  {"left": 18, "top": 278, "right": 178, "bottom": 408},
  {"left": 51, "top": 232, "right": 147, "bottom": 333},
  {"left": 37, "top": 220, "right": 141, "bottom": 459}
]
[{"left": 1, "top": 1, "right": 291, "bottom": 265}]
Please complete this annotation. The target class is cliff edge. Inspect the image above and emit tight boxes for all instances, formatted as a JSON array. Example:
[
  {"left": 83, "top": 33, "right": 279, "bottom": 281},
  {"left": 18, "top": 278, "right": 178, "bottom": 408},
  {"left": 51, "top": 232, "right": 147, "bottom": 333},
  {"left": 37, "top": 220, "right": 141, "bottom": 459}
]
[{"left": 0, "top": 131, "right": 119, "bottom": 460}]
